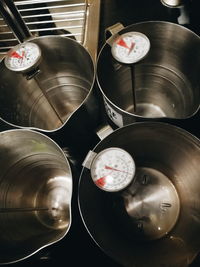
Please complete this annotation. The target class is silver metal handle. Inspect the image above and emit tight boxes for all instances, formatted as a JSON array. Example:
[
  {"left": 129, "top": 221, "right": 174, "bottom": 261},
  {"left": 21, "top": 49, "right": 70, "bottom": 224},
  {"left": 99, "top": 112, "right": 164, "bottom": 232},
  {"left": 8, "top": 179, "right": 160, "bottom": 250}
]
[
  {"left": 96, "top": 124, "right": 114, "bottom": 140},
  {"left": 82, "top": 124, "right": 114, "bottom": 169}
]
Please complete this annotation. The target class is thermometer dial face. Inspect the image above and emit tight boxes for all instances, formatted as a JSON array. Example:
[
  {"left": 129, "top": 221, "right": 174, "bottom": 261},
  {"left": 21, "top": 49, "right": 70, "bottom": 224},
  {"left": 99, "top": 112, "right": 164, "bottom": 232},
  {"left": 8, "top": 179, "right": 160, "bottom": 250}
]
[
  {"left": 90, "top": 147, "right": 136, "bottom": 192},
  {"left": 111, "top": 31, "right": 150, "bottom": 64},
  {"left": 5, "top": 42, "right": 41, "bottom": 73}
]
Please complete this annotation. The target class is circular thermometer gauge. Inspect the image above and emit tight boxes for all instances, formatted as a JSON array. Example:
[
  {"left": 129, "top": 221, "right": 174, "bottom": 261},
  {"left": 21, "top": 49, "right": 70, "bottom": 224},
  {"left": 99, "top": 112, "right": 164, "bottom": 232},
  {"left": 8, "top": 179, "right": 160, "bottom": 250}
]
[
  {"left": 5, "top": 42, "right": 41, "bottom": 73},
  {"left": 90, "top": 147, "right": 136, "bottom": 192},
  {"left": 111, "top": 32, "right": 150, "bottom": 64}
]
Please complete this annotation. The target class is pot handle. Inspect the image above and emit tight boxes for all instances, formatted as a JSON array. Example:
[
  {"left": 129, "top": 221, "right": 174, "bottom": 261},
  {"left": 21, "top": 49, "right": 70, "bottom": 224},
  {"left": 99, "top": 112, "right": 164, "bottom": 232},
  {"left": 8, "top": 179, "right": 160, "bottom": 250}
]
[
  {"left": 0, "top": 0, "right": 32, "bottom": 43},
  {"left": 82, "top": 124, "right": 114, "bottom": 169},
  {"left": 96, "top": 124, "right": 114, "bottom": 140}
]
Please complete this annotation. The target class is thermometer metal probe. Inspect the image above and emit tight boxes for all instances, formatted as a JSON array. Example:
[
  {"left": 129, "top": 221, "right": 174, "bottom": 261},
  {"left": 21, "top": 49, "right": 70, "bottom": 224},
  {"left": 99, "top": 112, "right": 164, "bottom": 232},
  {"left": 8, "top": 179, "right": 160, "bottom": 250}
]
[{"left": 111, "top": 31, "right": 150, "bottom": 113}]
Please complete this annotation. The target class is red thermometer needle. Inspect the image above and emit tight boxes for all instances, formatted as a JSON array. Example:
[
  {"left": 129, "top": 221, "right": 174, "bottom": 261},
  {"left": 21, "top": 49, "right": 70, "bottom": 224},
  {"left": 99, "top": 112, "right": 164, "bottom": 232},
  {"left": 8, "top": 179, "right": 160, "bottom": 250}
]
[
  {"left": 105, "top": 165, "right": 132, "bottom": 174},
  {"left": 128, "top": 42, "right": 135, "bottom": 54}
]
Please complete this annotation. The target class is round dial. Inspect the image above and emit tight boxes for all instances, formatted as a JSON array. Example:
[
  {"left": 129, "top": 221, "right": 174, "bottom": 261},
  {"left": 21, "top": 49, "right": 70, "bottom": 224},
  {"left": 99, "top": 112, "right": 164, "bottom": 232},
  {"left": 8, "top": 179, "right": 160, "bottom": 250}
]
[
  {"left": 111, "top": 31, "right": 150, "bottom": 64},
  {"left": 90, "top": 147, "right": 136, "bottom": 192},
  {"left": 4, "top": 42, "right": 41, "bottom": 73}
]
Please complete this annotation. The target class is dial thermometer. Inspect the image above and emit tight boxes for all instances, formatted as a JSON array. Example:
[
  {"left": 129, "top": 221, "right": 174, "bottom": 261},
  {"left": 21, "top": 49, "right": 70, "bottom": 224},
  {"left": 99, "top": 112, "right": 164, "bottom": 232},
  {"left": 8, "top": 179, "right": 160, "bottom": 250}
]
[
  {"left": 111, "top": 31, "right": 150, "bottom": 64},
  {"left": 90, "top": 147, "right": 136, "bottom": 192},
  {"left": 4, "top": 42, "right": 41, "bottom": 73}
]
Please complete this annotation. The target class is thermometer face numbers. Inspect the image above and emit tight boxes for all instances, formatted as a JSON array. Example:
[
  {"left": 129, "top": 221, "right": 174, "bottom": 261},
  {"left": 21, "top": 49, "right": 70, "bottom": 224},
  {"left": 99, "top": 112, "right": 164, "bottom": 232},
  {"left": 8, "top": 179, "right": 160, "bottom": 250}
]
[
  {"left": 90, "top": 148, "right": 135, "bottom": 192},
  {"left": 111, "top": 32, "right": 150, "bottom": 64},
  {"left": 5, "top": 42, "right": 41, "bottom": 72}
]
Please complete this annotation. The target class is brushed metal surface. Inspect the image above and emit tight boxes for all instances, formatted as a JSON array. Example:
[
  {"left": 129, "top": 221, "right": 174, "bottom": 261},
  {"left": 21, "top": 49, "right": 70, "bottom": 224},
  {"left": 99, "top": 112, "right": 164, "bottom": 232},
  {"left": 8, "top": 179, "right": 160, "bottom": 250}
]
[
  {"left": 0, "top": 36, "right": 95, "bottom": 131},
  {"left": 0, "top": 129, "right": 72, "bottom": 264},
  {"left": 161, "top": 0, "right": 186, "bottom": 7},
  {"left": 79, "top": 122, "right": 200, "bottom": 267},
  {"left": 123, "top": 167, "right": 180, "bottom": 241},
  {"left": 97, "top": 21, "right": 200, "bottom": 125}
]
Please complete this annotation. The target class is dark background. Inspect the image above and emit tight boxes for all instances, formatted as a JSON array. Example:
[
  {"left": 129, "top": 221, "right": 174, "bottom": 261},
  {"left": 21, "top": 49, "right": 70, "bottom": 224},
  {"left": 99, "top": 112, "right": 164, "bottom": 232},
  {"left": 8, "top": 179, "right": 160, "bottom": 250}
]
[{"left": 1, "top": 0, "right": 200, "bottom": 266}]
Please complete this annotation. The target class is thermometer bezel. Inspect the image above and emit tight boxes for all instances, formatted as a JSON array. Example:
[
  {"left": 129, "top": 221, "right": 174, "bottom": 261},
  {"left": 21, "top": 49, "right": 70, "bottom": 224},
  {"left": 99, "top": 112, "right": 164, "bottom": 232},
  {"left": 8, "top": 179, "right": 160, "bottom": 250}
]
[
  {"left": 4, "top": 42, "right": 42, "bottom": 73},
  {"left": 111, "top": 31, "right": 151, "bottom": 64},
  {"left": 90, "top": 147, "right": 136, "bottom": 192}
]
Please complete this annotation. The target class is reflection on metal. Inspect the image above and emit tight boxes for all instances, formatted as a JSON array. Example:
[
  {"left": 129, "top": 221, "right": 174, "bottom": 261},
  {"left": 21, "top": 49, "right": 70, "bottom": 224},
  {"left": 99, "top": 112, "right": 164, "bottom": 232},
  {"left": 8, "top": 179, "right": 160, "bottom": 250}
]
[
  {"left": 0, "top": 129, "right": 72, "bottom": 264},
  {"left": 123, "top": 167, "right": 180, "bottom": 240},
  {"left": 79, "top": 122, "right": 200, "bottom": 267},
  {"left": 0, "top": 0, "right": 100, "bottom": 61},
  {"left": 161, "top": 0, "right": 186, "bottom": 7}
]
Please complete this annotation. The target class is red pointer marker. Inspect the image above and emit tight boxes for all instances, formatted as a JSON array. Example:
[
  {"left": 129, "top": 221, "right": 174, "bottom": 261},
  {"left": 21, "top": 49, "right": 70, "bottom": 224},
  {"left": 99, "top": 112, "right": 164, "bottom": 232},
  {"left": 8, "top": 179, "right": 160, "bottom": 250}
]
[
  {"left": 96, "top": 176, "right": 106, "bottom": 187},
  {"left": 105, "top": 165, "right": 132, "bottom": 175},
  {"left": 95, "top": 168, "right": 115, "bottom": 187},
  {"left": 10, "top": 51, "right": 23, "bottom": 59},
  {"left": 117, "top": 39, "right": 135, "bottom": 54},
  {"left": 117, "top": 38, "right": 130, "bottom": 50}
]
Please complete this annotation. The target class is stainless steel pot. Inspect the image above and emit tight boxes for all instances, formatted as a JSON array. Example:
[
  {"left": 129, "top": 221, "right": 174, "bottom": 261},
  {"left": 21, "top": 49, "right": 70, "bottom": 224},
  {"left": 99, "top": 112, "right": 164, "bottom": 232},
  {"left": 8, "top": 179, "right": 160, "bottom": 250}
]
[
  {"left": 79, "top": 122, "right": 200, "bottom": 266},
  {"left": 0, "top": 0, "right": 96, "bottom": 132},
  {"left": 97, "top": 21, "right": 200, "bottom": 127},
  {"left": 0, "top": 129, "right": 72, "bottom": 264}
]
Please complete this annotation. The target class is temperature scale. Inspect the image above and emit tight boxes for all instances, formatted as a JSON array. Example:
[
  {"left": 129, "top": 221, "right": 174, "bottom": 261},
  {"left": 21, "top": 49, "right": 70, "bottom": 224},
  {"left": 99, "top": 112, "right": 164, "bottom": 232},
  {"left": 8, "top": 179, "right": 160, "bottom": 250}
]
[
  {"left": 4, "top": 42, "right": 41, "bottom": 73},
  {"left": 84, "top": 147, "right": 136, "bottom": 192},
  {"left": 111, "top": 31, "right": 150, "bottom": 64}
]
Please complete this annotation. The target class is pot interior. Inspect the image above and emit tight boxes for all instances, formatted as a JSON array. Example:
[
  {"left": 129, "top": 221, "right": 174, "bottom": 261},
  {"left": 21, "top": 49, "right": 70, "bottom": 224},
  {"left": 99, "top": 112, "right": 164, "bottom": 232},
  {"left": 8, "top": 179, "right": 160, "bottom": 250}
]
[
  {"left": 0, "top": 36, "right": 94, "bottom": 131},
  {"left": 97, "top": 22, "right": 200, "bottom": 119},
  {"left": 0, "top": 130, "right": 72, "bottom": 264},
  {"left": 79, "top": 122, "right": 200, "bottom": 267}
]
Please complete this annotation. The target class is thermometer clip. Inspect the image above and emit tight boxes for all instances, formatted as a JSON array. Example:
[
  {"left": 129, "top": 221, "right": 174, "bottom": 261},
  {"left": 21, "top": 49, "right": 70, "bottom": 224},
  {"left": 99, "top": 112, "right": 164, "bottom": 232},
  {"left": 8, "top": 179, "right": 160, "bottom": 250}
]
[{"left": 82, "top": 150, "right": 97, "bottom": 169}]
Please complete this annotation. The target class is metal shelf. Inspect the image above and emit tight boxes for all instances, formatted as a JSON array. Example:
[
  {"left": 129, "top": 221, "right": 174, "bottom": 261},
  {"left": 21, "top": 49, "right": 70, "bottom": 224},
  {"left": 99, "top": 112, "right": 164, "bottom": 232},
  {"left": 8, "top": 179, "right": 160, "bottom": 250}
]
[{"left": 0, "top": 0, "right": 100, "bottom": 61}]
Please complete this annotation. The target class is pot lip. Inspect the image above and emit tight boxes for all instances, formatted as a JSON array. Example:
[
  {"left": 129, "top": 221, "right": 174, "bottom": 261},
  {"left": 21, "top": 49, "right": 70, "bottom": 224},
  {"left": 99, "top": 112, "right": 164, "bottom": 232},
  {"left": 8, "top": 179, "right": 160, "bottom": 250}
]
[
  {"left": 81, "top": 121, "right": 200, "bottom": 158},
  {"left": 98, "top": 20, "right": 200, "bottom": 47},
  {"left": 0, "top": 215, "right": 72, "bottom": 265},
  {"left": 0, "top": 35, "right": 96, "bottom": 133},
  {"left": 0, "top": 212, "right": 72, "bottom": 265},
  {"left": 0, "top": 128, "right": 73, "bottom": 265},
  {"left": 0, "top": 127, "right": 72, "bottom": 162},
  {"left": 96, "top": 20, "right": 200, "bottom": 120}
]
